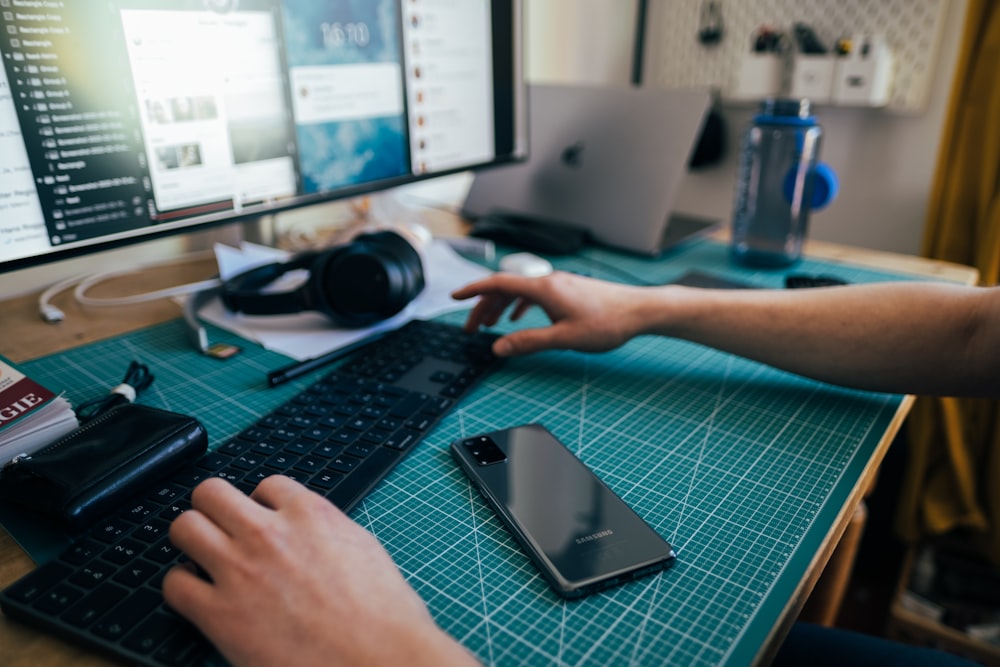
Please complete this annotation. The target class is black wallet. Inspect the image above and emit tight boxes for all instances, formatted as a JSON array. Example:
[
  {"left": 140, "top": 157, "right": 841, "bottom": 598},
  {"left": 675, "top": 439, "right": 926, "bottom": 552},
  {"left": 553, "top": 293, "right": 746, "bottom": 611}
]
[{"left": 0, "top": 403, "right": 207, "bottom": 532}]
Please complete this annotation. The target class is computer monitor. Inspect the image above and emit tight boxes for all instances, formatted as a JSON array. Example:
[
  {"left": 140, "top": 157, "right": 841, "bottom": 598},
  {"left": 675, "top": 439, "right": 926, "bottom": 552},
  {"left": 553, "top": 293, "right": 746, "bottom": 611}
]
[{"left": 0, "top": 0, "right": 526, "bottom": 275}]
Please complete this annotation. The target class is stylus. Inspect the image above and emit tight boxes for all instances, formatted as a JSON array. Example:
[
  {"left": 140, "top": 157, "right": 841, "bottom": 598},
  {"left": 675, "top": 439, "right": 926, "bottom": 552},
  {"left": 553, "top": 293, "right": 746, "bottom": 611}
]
[{"left": 266, "top": 328, "right": 393, "bottom": 388}]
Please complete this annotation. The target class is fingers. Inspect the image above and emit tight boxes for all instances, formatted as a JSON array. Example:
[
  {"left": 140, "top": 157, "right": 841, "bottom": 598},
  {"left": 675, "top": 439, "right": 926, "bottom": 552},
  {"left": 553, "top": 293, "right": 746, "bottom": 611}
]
[
  {"left": 162, "top": 563, "right": 215, "bottom": 627},
  {"left": 491, "top": 328, "right": 555, "bottom": 357},
  {"left": 169, "top": 504, "right": 234, "bottom": 575},
  {"left": 455, "top": 274, "right": 548, "bottom": 333},
  {"left": 189, "top": 477, "right": 260, "bottom": 537},
  {"left": 466, "top": 294, "right": 517, "bottom": 330},
  {"left": 170, "top": 477, "right": 281, "bottom": 577},
  {"left": 252, "top": 475, "right": 353, "bottom": 532},
  {"left": 496, "top": 320, "right": 595, "bottom": 357},
  {"left": 510, "top": 297, "right": 533, "bottom": 321},
  {"left": 250, "top": 474, "right": 307, "bottom": 510},
  {"left": 451, "top": 273, "right": 542, "bottom": 303}
]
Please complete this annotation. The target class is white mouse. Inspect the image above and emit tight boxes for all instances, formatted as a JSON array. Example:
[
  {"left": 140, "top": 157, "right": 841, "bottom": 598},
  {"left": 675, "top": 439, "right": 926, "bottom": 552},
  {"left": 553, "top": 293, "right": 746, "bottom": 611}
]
[{"left": 499, "top": 252, "right": 553, "bottom": 277}]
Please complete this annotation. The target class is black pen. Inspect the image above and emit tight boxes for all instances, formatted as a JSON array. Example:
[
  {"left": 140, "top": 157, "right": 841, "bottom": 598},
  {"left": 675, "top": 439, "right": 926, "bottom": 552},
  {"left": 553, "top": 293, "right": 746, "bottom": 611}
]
[{"left": 267, "top": 328, "right": 393, "bottom": 387}]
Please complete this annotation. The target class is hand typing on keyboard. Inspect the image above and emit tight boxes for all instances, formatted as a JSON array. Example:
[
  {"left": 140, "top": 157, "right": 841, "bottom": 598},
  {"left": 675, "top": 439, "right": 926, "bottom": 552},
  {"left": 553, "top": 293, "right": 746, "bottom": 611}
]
[
  {"left": 164, "top": 475, "right": 477, "bottom": 667},
  {"left": 1, "top": 319, "right": 505, "bottom": 665}
]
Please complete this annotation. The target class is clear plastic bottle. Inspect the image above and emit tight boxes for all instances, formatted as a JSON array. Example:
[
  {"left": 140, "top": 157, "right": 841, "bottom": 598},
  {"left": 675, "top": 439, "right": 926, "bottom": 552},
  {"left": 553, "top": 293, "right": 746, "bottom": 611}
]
[{"left": 730, "top": 98, "right": 837, "bottom": 268}]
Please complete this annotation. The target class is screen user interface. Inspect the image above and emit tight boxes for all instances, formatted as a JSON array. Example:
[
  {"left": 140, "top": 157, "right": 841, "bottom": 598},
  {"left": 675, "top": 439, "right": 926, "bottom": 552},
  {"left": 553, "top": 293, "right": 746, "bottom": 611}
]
[{"left": 0, "top": 0, "right": 523, "bottom": 271}]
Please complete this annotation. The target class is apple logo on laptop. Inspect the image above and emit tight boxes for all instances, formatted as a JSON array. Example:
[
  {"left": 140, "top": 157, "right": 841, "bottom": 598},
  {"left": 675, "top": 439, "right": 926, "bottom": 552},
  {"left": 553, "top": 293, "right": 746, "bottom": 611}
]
[{"left": 561, "top": 141, "right": 585, "bottom": 168}]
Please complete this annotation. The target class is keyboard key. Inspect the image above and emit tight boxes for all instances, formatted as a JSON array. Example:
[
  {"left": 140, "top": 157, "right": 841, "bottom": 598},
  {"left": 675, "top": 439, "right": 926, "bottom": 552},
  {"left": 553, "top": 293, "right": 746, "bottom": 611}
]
[
  {"left": 112, "top": 558, "right": 159, "bottom": 588},
  {"left": 309, "top": 471, "right": 343, "bottom": 490},
  {"left": 147, "top": 538, "right": 182, "bottom": 565},
  {"left": 346, "top": 442, "right": 376, "bottom": 459},
  {"left": 159, "top": 500, "right": 190, "bottom": 522},
  {"left": 134, "top": 519, "right": 171, "bottom": 544},
  {"left": 388, "top": 393, "right": 426, "bottom": 419},
  {"left": 313, "top": 442, "right": 342, "bottom": 458},
  {"left": 196, "top": 454, "right": 230, "bottom": 472},
  {"left": 385, "top": 430, "right": 419, "bottom": 451},
  {"left": 330, "top": 429, "right": 357, "bottom": 445},
  {"left": 4, "top": 561, "right": 73, "bottom": 604},
  {"left": 147, "top": 484, "right": 185, "bottom": 505},
  {"left": 70, "top": 561, "right": 116, "bottom": 589},
  {"left": 103, "top": 539, "right": 145, "bottom": 565},
  {"left": 423, "top": 397, "right": 454, "bottom": 416},
  {"left": 91, "top": 519, "right": 130, "bottom": 544},
  {"left": 265, "top": 452, "right": 298, "bottom": 470},
  {"left": 172, "top": 466, "right": 209, "bottom": 488},
  {"left": 232, "top": 453, "right": 264, "bottom": 470},
  {"left": 326, "top": 448, "right": 401, "bottom": 509},
  {"left": 122, "top": 610, "right": 190, "bottom": 655},
  {"left": 34, "top": 584, "right": 84, "bottom": 615},
  {"left": 121, "top": 501, "right": 158, "bottom": 524},
  {"left": 328, "top": 456, "right": 359, "bottom": 474},
  {"left": 406, "top": 416, "right": 433, "bottom": 432},
  {"left": 361, "top": 429, "right": 392, "bottom": 446},
  {"left": 251, "top": 440, "right": 282, "bottom": 456},
  {"left": 285, "top": 439, "right": 313, "bottom": 455},
  {"left": 153, "top": 624, "right": 212, "bottom": 666},
  {"left": 293, "top": 456, "right": 324, "bottom": 474},
  {"left": 216, "top": 439, "right": 250, "bottom": 456},
  {"left": 91, "top": 588, "right": 161, "bottom": 641},
  {"left": 63, "top": 583, "right": 128, "bottom": 628},
  {"left": 63, "top": 540, "right": 102, "bottom": 565}
]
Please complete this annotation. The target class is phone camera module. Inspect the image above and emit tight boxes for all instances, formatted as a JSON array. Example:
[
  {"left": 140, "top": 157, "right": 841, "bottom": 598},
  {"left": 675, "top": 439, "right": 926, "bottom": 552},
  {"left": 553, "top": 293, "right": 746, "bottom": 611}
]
[{"left": 464, "top": 436, "right": 507, "bottom": 466}]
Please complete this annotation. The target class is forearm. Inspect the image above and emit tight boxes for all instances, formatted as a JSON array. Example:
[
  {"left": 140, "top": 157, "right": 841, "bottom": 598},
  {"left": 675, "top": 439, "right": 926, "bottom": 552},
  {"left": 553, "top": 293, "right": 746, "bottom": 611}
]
[{"left": 636, "top": 282, "right": 1000, "bottom": 397}]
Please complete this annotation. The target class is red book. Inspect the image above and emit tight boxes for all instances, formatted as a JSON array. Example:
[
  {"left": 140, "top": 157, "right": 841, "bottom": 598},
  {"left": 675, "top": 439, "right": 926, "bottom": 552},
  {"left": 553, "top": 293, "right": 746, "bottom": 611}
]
[{"left": 0, "top": 357, "right": 78, "bottom": 463}]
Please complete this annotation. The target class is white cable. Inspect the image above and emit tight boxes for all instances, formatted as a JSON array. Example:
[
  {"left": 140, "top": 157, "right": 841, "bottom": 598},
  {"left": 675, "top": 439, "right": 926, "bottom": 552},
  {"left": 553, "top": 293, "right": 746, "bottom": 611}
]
[
  {"left": 37, "top": 274, "right": 88, "bottom": 323},
  {"left": 72, "top": 250, "right": 221, "bottom": 307},
  {"left": 74, "top": 273, "right": 221, "bottom": 306}
]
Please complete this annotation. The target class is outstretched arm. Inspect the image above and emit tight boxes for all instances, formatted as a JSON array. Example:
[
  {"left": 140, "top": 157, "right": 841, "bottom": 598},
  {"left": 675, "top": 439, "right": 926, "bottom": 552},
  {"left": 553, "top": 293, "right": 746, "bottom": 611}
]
[{"left": 452, "top": 272, "right": 1000, "bottom": 398}]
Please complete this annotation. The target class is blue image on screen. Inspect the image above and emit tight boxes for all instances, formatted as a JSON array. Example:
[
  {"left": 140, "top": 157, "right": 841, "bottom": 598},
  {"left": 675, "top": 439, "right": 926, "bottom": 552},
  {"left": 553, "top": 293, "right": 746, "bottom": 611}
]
[{"left": 281, "top": 0, "right": 408, "bottom": 193}]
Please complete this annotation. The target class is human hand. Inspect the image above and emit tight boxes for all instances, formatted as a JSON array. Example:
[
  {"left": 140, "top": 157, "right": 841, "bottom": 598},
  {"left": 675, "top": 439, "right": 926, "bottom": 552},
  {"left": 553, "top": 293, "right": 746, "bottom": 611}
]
[
  {"left": 451, "top": 271, "right": 648, "bottom": 356},
  {"left": 163, "top": 476, "right": 477, "bottom": 667}
]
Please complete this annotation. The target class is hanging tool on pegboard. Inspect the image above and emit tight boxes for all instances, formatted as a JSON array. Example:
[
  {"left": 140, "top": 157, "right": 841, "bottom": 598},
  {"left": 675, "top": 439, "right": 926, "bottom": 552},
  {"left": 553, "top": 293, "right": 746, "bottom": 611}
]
[{"left": 697, "top": 0, "right": 724, "bottom": 46}]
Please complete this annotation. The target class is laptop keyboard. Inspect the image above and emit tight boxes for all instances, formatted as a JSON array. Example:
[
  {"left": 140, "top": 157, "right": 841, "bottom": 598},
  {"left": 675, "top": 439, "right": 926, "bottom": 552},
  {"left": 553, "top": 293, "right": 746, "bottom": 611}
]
[{"left": 0, "top": 319, "right": 502, "bottom": 666}]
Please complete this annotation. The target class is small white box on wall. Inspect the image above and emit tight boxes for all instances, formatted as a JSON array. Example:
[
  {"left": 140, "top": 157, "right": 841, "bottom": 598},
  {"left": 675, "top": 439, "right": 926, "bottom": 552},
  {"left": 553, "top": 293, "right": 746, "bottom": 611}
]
[
  {"left": 833, "top": 36, "right": 894, "bottom": 106},
  {"left": 790, "top": 55, "right": 835, "bottom": 104},
  {"left": 730, "top": 54, "right": 784, "bottom": 100}
]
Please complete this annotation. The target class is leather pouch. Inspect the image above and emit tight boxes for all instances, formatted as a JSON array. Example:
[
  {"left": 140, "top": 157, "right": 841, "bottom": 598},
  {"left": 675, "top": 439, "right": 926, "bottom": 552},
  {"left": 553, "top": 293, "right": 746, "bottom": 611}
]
[{"left": 0, "top": 404, "right": 207, "bottom": 532}]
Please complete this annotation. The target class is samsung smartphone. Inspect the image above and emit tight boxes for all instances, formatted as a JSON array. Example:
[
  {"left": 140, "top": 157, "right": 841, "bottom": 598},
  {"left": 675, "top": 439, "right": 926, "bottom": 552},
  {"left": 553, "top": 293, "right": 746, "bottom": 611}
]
[{"left": 451, "top": 423, "right": 676, "bottom": 598}]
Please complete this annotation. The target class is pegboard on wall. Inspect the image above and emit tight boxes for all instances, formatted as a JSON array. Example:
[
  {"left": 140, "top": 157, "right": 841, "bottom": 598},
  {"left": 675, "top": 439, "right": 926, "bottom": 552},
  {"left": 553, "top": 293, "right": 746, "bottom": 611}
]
[{"left": 641, "top": 0, "right": 951, "bottom": 112}]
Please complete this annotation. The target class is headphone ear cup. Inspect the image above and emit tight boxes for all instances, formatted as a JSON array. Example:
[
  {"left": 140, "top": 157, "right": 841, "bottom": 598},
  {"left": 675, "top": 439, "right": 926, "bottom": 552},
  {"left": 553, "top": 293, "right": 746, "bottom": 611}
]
[{"left": 313, "top": 231, "right": 425, "bottom": 327}]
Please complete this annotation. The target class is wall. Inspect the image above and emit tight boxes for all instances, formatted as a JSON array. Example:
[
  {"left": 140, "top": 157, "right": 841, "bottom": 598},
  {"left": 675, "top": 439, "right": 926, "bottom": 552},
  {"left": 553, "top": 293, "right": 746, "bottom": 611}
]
[
  {"left": 525, "top": 0, "right": 638, "bottom": 85},
  {"left": 525, "top": 0, "right": 969, "bottom": 257}
]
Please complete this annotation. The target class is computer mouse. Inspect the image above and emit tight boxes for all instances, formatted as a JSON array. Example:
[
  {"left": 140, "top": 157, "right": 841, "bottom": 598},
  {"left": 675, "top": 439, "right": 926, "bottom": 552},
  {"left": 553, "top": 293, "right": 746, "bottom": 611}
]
[{"left": 499, "top": 252, "right": 553, "bottom": 277}]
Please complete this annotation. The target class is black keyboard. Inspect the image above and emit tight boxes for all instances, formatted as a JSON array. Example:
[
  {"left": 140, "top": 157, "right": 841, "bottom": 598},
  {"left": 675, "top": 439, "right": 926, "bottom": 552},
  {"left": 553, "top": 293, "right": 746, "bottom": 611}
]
[{"left": 0, "top": 319, "right": 502, "bottom": 666}]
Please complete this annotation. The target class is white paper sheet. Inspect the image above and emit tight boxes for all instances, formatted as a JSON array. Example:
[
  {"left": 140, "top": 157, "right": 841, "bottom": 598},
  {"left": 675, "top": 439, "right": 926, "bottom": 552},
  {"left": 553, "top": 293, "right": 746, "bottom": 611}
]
[{"left": 195, "top": 239, "right": 492, "bottom": 361}]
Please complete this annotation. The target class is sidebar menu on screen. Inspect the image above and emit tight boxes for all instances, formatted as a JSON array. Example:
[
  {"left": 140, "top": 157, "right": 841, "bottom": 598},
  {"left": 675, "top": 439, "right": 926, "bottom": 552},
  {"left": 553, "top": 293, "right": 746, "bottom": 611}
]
[{"left": 0, "top": 2, "right": 152, "bottom": 247}]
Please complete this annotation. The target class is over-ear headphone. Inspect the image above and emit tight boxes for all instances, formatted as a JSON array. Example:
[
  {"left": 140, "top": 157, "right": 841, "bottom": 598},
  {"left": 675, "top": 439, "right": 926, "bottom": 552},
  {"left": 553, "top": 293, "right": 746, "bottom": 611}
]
[{"left": 220, "top": 229, "right": 425, "bottom": 328}]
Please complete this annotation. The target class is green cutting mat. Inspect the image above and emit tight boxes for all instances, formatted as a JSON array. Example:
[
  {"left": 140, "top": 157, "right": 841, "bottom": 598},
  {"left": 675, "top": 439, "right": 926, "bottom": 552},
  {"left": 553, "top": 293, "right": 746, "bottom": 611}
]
[{"left": 8, "top": 240, "right": 921, "bottom": 666}]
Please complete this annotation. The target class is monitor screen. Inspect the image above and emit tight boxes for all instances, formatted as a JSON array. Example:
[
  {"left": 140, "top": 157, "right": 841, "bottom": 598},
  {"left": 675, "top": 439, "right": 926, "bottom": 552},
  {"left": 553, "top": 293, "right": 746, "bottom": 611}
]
[{"left": 0, "top": 0, "right": 526, "bottom": 274}]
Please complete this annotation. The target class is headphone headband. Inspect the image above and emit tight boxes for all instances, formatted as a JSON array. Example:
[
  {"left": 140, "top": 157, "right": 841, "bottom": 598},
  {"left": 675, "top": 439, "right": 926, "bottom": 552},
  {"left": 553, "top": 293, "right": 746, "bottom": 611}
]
[{"left": 220, "top": 230, "right": 425, "bottom": 327}]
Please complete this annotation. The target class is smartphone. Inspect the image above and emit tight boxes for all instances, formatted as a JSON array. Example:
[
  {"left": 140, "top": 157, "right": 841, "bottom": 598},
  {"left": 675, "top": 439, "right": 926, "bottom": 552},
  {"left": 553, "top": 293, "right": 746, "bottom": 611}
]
[{"left": 451, "top": 423, "right": 675, "bottom": 598}]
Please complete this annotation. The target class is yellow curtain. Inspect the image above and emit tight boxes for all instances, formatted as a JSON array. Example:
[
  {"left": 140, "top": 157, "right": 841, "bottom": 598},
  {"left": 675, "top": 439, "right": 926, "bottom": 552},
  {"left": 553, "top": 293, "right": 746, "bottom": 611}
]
[{"left": 896, "top": 0, "right": 1000, "bottom": 564}]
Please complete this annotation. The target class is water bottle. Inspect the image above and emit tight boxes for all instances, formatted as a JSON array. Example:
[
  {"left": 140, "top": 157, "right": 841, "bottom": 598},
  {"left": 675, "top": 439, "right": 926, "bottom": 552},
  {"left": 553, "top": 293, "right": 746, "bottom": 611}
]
[{"left": 730, "top": 98, "right": 838, "bottom": 267}]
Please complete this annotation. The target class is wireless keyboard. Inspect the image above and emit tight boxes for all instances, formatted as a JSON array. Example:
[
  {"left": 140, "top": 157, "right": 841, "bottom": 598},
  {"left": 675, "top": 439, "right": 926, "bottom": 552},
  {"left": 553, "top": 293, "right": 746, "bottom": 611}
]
[{"left": 0, "top": 318, "right": 502, "bottom": 666}]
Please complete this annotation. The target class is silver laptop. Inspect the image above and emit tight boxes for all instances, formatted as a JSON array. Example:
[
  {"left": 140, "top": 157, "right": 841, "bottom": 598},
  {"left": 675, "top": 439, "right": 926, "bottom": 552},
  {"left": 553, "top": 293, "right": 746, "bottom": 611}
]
[{"left": 462, "top": 83, "right": 715, "bottom": 256}]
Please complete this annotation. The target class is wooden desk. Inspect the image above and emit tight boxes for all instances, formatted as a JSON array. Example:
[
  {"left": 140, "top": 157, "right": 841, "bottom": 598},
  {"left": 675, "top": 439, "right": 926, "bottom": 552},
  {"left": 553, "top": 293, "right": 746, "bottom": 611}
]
[{"left": 0, "top": 234, "right": 979, "bottom": 667}]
